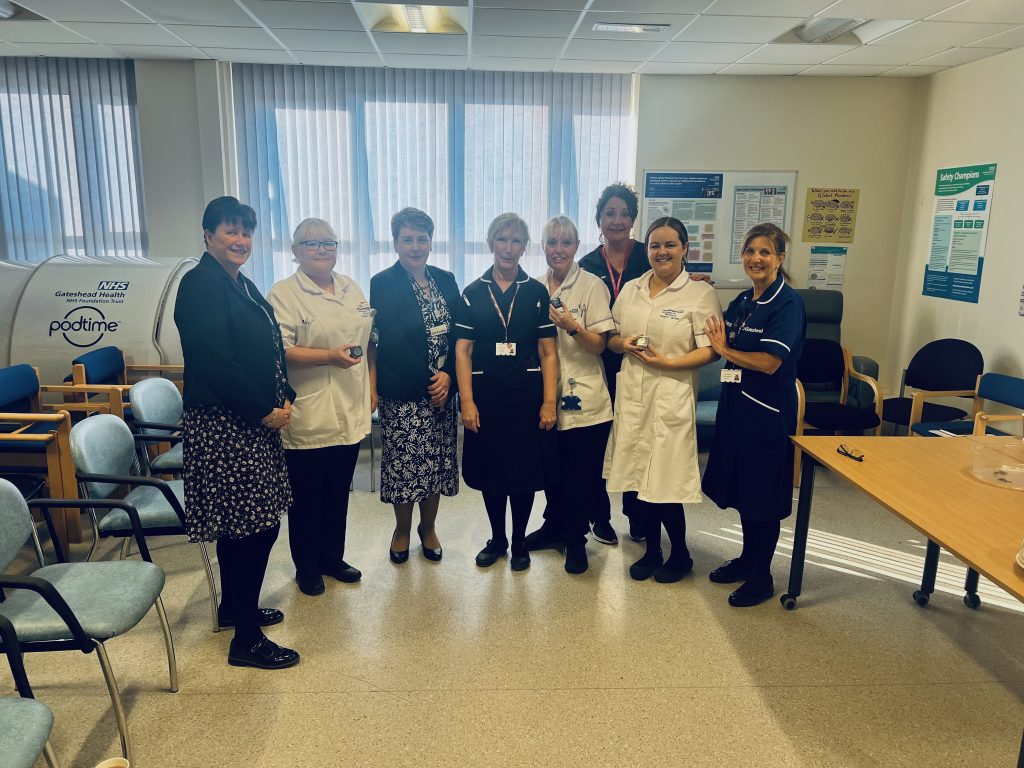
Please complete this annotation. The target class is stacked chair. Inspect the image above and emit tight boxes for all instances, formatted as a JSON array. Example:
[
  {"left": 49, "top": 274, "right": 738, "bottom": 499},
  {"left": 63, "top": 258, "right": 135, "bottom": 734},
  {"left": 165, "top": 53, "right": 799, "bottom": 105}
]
[{"left": 0, "top": 615, "right": 60, "bottom": 768}]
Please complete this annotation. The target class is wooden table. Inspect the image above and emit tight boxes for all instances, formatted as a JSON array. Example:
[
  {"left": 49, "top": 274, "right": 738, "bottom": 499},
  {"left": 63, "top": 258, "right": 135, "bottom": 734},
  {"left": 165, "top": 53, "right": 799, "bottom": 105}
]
[{"left": 784, "top": 434, "right": 1024, "bottom": 611}]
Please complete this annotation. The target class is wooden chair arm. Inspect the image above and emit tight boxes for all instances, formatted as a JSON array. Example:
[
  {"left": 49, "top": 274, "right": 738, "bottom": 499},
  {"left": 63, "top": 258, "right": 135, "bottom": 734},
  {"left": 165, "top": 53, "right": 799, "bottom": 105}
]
[
  {"left": 126, "top": 364, "right": 184, "bottom": 372},
  {"left": 908, "top": 388, "right": 977, "bottom": 428},
  {"left": 40, "top": 383, "right": 130, "bottom": 394},
  {"left": 846, "top": 361, "right": 883, "bottom": 435},
  {"left": 0, "top": 411, "right": 67, "bottom": 423},
  {"left": 973, "top": 411, "right": 1024, "bottom": 436}
]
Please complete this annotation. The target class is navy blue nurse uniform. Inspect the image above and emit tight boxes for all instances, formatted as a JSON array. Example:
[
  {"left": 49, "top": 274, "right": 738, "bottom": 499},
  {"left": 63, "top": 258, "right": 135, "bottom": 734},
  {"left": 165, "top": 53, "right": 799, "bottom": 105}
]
[{"left": 701, "top": 275, "right": 806, "bottom": 521}]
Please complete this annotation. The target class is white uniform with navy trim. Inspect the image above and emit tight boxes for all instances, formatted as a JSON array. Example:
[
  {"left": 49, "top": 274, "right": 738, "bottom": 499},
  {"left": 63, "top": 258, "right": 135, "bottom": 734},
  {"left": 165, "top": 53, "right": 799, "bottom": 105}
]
[{"left": 603, "top": 270, "right": 722, "bottom": 504}]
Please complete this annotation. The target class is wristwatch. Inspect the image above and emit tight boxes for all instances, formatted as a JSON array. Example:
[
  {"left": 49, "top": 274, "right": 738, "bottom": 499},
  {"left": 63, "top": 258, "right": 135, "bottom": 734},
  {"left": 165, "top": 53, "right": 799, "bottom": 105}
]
[{"left": 567, "top": 326, "right": 579, "bottom": 337}]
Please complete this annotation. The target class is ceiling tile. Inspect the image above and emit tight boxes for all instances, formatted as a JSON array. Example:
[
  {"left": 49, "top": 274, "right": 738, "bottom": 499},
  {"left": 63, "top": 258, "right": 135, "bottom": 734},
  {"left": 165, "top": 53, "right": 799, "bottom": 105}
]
[
  {"left": 741, "top": 43, "right": 856, "bottom": 64},
  {"left": 653, "top": 41, "right": 760, "bottom": 63},
  {"left": 799, "top": 63, "right": 893, "bottom": 75},
  {"left": 472, "top": 9, "right": 581, "bottom": 38},
  {"left": 109, "top": 44, "right": 208, "bottom": 59},
  {"left": 19, "top": 0, "right": 150, "bottom": 23},
  {"left": 200, "top": 47, "right": 297, "bottom": 63},
  {"left": 554, "top": 58, "right": 642, "bottom": 73},
  {"left": 577, "top": 12, "right": 695, "bottom": 42},
  {"left": 244, "top": 1, "right": 366, "bottom": 31},
  {"left": 0, "top": 21, "right": 90, "bottom": 43},
  {"left": 0, "top": 41, "right": 24, "bottom": 53},
  {"left": 473, "top": 0, "right": 587, "bottom": 8},
  {"left": 967, "top": 26, "right": 1024, "bottom": 48},
  {"left": 871, "top": 21, "right": 1017, "bottom": 47},
  {"left": 678, "top": 15, "right": 805, "bottom": 43},
  {"left": 293, "top": 51, "right": 384, "bottom": 66},
  {"left": 383, "top": 53, "right": 468, "bottom": 69},
  {"left": 275, "top": 28, "right": 375, "bottom": 52},
  {"left": 879, "top": 64, "right": 946, "bottom": 76},
  {"left": 469, "top": 55, "right": 555, "bottom": 71},
  {"left": 913, "top": 46, "right": 1006, "bottom": 66},
  {"left": 637, "top": 61, "right": 722, "bottom": 74},
  {"left": 563, "top": 38, "right": 662, "bottom": 59},
  {"left": 717, "top": 62, "right": 807, "bottom": 74},
  {"left": 374, "top": 32, "right": 467, "bottom": 55},
  {"left": 63, "top": 22, "right": 185, "bottom": 46},
  {"left": 166, "top": 25, "right": 282, "bottom": 49},
  {"left": 928, "top": 0, "right": 1024, "bottom": 24},
  {"left": 826, "top": 42, "right": 949, "bottom": 64},
  {"left": 472, "top": 35, "right": 563, "bottom": 58},
  {"left": 704, "top": 0, "right": 834, "bottom": 16},
  {"left": 12, "top": 42, "right": 121, "bottom": 57},
  {"left": 822, "top": 0, "right": 960, "bottom": 20},
  {"left": 125, "top": 0, "right": 259, "bottom": 27},
  {"left": 588, "top": 0, "right": 707, "bottom": 11}
]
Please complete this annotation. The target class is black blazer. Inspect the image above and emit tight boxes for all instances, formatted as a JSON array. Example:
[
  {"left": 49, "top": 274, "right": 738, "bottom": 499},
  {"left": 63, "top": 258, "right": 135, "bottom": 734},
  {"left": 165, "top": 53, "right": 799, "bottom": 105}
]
[
  {"left": 370, "top": 261, "right": 460, "bottom": 402},
  {"left": 174, "top": 253, "right": 295, "bottom": 425}
]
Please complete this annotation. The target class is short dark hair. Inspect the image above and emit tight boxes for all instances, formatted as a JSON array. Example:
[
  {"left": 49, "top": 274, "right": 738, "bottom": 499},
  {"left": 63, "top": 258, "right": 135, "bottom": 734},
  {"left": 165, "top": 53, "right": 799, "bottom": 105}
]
[
  {"left": 645, "top": 216, "right": 689, "bottom": 248},
  {"left": 391, "top": 207, "right": 435, "bottom": 240},
  {"left": 595, "top": 182, "right": 639, "bottom": 227},
  {"left": 202, "top": 196, "right": 257, "bottom": 235}
]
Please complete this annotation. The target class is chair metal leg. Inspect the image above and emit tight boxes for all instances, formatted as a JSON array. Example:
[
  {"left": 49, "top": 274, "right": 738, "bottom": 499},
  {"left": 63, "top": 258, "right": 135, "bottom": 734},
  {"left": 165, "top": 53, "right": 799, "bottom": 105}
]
[
  {"left": 119, "top": 537, "right": 132, "bottom": 561},
  {"left": 86, "top": 511, "right": 100, "bottom": 562},
  {"left": 95, "top": 641, "right": 132, "bottom": 763},
  {"left": 198, "top": 542, "right": 221, "bottom": 633},
  {"left": 30, "top": 524, "right": 46, "bottom": 568},
  {"left": 42, "top": 739, "right": 61, "bottom": 768},
  {"left": 153, "top": 594, "right": 179, "bottom": 692}
]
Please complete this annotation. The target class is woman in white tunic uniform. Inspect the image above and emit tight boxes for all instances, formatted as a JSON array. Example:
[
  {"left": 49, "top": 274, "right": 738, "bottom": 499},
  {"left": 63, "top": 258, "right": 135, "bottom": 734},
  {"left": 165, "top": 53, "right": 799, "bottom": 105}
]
[{"left": 604, "top": 217, "right": 722, "bottom": 583}]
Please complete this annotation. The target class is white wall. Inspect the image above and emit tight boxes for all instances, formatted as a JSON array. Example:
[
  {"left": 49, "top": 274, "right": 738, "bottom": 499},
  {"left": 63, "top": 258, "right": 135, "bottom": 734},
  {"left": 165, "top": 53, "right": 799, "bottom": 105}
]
[
  {"left": 889, "top": 47, "right": 1024, "bottom": 386},
  {"left": 634, "top": 74, "right": 921, "bottom": 375}
]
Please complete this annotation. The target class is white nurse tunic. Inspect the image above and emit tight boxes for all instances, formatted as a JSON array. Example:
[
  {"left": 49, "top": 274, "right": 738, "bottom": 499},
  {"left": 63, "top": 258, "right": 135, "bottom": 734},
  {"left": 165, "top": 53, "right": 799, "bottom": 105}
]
[{"left": 603, "top": 270, "right": 722, "bottom": 504}]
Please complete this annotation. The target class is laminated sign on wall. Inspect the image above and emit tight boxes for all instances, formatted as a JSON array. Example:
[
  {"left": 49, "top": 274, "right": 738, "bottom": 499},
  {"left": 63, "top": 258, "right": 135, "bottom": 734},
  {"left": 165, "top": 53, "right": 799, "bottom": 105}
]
[{"left": 802, "top": 188, "right": 859, "bottom": 243}]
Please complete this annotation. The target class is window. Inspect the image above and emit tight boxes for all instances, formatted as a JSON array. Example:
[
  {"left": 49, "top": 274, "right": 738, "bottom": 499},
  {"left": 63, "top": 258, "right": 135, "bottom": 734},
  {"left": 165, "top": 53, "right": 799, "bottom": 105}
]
[
  {"left": 232, "top": 65, "right": 634, "bottom": 291},
  {"left": 0, "top": 58, "right": 147, "bottom": 263}
]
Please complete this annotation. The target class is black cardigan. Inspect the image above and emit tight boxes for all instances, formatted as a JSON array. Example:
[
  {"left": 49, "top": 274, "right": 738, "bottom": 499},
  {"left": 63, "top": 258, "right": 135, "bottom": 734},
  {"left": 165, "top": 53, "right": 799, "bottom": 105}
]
[
  {"left": 174, "top": 253, "right": 295, "bottom": 425},
  {"left": 370, "top": 261, "right": 460, "bottom": 402}
]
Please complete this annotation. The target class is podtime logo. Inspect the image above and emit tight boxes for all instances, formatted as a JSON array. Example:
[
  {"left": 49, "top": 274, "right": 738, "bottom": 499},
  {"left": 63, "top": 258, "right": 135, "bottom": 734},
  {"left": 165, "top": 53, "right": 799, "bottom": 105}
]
[{"left": 48, "top": 306, "right": 120, "bottom": 348}]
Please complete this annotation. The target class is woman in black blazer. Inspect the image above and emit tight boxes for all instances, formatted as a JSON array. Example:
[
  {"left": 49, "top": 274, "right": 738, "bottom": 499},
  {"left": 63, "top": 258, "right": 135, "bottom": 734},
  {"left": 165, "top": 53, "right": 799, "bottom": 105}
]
[
  {"left": 174, "top": 196, "right": 299, "bottom": 670},
  {"left": 369, "top": 208, "right": 461, "bottom": 563}
]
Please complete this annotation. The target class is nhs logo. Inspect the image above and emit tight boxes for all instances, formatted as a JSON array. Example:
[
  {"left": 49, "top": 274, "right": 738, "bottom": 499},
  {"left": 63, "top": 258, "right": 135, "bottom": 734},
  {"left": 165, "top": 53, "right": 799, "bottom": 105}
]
[{"left": 97, "top": 281, "right": 129, "bottom": 290}]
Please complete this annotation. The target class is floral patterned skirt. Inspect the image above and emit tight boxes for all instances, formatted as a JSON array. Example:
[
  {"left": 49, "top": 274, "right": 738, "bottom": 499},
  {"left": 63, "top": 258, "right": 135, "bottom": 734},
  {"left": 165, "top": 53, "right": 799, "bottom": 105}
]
[
  {"left": 378, "top": 396, "right": 459, "bottom": 504},
  {"left": 182, "top": 405, "right": 292, "bottom": 542}
]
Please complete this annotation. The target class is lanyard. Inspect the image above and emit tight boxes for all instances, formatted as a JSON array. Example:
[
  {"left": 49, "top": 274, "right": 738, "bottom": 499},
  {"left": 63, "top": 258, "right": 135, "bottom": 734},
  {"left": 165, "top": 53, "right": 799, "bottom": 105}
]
[
  {"left": 729, "top": 297, "right": 757, "bottom": 343},
  {"left": 602, "top": 240, "right": 634, "bottom": 300},
  {"left": 486, "top": 282, "right": 520, "bottom": 343}
]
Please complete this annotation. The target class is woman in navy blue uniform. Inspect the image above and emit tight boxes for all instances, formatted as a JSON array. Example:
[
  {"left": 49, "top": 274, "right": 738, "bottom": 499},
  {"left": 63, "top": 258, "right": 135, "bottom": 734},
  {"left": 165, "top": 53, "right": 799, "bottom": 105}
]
[
  {"left": 701, "top": 223, "right": 806, "bottom": 608},
  {"left": 455, "top": 213, "right": 558, "bottom": 571}
]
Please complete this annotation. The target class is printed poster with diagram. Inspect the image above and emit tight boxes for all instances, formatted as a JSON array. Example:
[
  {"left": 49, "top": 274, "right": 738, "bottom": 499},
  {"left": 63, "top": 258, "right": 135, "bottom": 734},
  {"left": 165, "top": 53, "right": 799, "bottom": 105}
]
[
  {"left": 802, "top": 188, "right": 859, "bottom": 243},
  {"left": 923, "top": 163, "right": 996, "bottom": 304},
  {"left": 642, "top": 172, "right": 723, "bottom": 273}
]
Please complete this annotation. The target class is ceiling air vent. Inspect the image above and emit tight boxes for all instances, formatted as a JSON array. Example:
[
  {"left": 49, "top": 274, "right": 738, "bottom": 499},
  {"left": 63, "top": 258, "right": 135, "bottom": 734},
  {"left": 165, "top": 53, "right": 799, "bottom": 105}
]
[{"left": 793, "top": 18, "right": 870, "bottom": 43}]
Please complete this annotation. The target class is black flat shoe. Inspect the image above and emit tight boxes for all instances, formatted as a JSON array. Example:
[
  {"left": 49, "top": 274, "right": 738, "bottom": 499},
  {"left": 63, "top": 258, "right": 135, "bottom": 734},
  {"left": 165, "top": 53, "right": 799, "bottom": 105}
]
[
  {"left": 228, "top": 637, "right": 300, "bottom": 670},
  {"left": 322, "top": 560, "right": 361, "bottom": 583},
  {"left": 218, "top": 607, "right": 284, "bottom": 629},
  {"left": 728, "top": 578, "right": 775, "bottom": 608},
  {"left": 564, "top": 543, "right": 588, "bottom": 574},
  {"left": 629, "top": 552, "right": 663, "bottom": 581},
  {"left": 389, "top": 531, "right": 410, "bottom": 565},
  {"left": 417, "top": 523, "right": 443, "bottom": 562},
  {"left": 296, "top": 573, "right": 325, "bottom": 596},
  {"left": 709, "top": 558, "right": 750, "bottom": 584},
  {"left": 475, "top": 539, "right": 508, "bottom": 567},
  {"left": 653, "top": 557, "right": 693, "bottom": 584},
  {"left": 627, "top": 518, "right": 645, "bottom": 542},
  {"left": 523, "top": 524, "right": 564, "bottom": 553}
]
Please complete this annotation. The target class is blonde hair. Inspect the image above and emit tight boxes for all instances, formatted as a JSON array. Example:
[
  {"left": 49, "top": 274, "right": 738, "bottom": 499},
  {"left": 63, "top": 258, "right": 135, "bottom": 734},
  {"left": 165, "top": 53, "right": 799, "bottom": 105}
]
[
  {"left": 291, "top": 217, "right": 338, "bottom": 246},
  {"left": 542, "top": 216, "right": 579, "bottom": 244}
]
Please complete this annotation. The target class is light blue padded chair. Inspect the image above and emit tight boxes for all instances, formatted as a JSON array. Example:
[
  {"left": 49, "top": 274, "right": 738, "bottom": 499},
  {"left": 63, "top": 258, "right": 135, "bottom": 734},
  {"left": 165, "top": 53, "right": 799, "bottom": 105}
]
[
  {"left": 128, "top": 378, "right": 183, "bottom": 475},
  {"left": 0, "top": 478, "right": 177, "bottom": 763},
  {"left": 0, "top": 614, "right": 61, "bottom": 768},
  {"left": 69, "top": 414, "right": 220, "bottom": 632}
]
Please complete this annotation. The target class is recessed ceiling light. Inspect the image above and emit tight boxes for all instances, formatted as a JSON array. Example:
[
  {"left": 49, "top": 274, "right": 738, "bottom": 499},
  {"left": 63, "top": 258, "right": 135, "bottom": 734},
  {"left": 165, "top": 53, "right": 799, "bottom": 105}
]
[
  {"left": 358, "top": 3, "right": 467, "bottom": 35},
  {"left": 404, "top": 5, "right": 427, "bottom": 34},
  {"left": 592, "top": 22, "right": 670, "bottom": 34},
  {"left": 794, "top": 18, "right": 869, "bottom": 43}
]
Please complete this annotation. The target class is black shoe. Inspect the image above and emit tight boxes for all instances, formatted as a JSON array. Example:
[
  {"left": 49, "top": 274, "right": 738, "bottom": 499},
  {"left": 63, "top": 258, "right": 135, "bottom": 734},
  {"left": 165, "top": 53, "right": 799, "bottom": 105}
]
[
  {"left": 523, "top": 524, "right": 563, "bottom": 553},
  {"left": 709, "top": 558, "right": 750, "bottom": 584},
  {"left": 728, "top": 578, "right": 775, "bottom": 608},
  {"left": 417, "top": 523, "right": 443, "bottom": 562},
  {"left": 475, "top": 539, "right": 508, "bottom": 567},
  {"left": 629, "top": 552, "right": 663, "bottom": 581},
  {"left": 590, "top": 520, "right": 618, "bottom": 546},
  {"left": 218, "top": 607, "right": 284, "bottom": 629},
  {"left": 322, "top": 560, "right": 361, "bottom": 583},
  {"left": 228, "top": 636, "right": 300, "bottom": 670},
  {"left": 389, "top": 531, "right": 410, "bottom": 565},
  {"left": 654, "top": 557, "right": 693, "bottom": 583},
  {"left": 564, "top": 543, "right": 588, "bottom": 574},
  {"left": 628, "top": 518, "right": 645, "bottom": 542},
  {"left": 296, "top": 573, "right": 325, "bottom": 596},
  {"left": 510, "top": 541, "right": 530, "bottom": 571}
]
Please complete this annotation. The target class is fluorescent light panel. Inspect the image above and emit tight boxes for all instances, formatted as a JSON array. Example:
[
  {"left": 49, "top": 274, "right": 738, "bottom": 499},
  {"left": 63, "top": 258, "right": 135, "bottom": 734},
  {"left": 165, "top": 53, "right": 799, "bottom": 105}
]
[{"left": 592, "top": 22, "right": 670, "bottom": 34}]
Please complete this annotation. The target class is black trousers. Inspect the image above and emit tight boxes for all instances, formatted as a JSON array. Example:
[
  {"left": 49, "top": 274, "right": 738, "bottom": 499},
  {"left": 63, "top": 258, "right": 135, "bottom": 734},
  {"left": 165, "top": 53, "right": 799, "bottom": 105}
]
[
  {"left": 626, "top": 492, "right": 690, "bottom": 565},
  {"left": 284, "top": 443, "right": 360, "bottom": 578},
  {"left": 218, "top": 522, "right": 280, "bottom": 643},
  {"left": 542, "top": 421, "right": 612, "bottom": 545},
  {"left": 740, "top": 517, "right": 781, "bottom": 584}
]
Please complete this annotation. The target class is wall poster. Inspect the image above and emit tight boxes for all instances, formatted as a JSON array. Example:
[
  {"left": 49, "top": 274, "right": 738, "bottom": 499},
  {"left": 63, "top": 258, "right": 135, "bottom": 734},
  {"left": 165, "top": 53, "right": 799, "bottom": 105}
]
[{"left": 802, "top": 188, "right": 859, "bottom": 243}]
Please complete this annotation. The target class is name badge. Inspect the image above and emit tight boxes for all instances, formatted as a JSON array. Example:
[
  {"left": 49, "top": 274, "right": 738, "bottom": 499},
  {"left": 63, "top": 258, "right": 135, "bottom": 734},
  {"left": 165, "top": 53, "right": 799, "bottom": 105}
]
[
  {"left": 496, "top": 342, "right": 517, "bottom": 357},
  {"left": 721, "top": 368, "right": 742, "bottom": 384},
  {"left": 436, "top": 355, "right": 447, "bottom": 369},
  {"left": 430, "top": 323, "right": 448, "bottom": 336},
  {"left": 357, "top": 301, "right": 374, "bottom": 317},
  {"left": 660, "top": 308, "right": 683, "bottom": 320}
]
